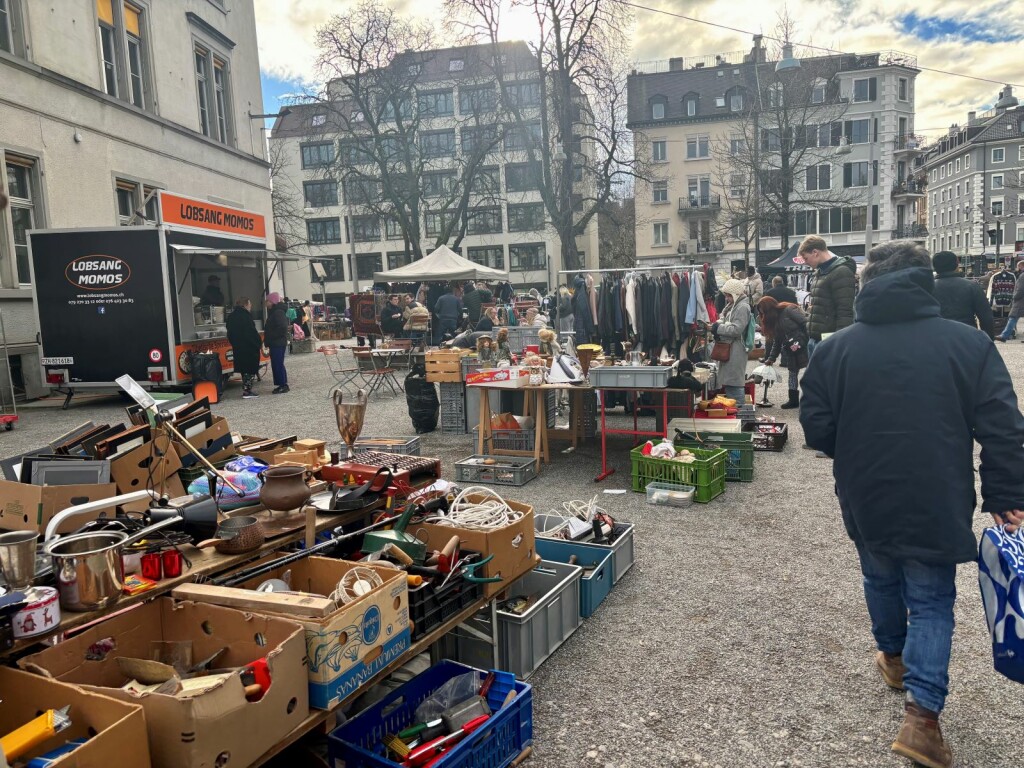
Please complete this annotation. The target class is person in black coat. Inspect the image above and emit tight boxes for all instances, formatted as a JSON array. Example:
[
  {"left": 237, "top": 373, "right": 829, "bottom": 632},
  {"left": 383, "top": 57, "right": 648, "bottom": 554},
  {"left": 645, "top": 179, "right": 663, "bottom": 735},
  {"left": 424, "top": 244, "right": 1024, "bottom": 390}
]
[
  {"left": 379, "top": 294, "right": 405, "bottom": 336},
  {"left": 756, "top": 296, "right": 807, "bottom": 408},
  {"left": 226, "top": 297, "right": 262, "bottom": 399},
  {"left": 765, "top": 276, "right": 799, "bottom": 305},
  {"left": 800, "top": 241, "right": 1024, "bottom": 766},
  {"left": 263, "top": 292, "right": 290, "bottom": 394},
  {"left": 930, "top": 251, "right": 994, "bottom": 337}
]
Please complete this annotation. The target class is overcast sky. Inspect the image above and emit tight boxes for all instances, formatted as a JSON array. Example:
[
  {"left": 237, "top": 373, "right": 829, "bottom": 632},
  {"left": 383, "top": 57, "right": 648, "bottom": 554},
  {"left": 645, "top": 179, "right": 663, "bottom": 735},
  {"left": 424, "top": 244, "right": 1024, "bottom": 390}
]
[{"left": 254, "top": 0, "right": 1022, "bottom": 141}]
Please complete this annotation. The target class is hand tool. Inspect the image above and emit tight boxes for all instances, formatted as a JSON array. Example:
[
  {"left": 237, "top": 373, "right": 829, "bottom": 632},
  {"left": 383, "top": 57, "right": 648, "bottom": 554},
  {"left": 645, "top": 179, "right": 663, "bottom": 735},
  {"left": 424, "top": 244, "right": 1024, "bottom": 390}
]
[
  {"left": 0, "top": 706, "right": 71, "bottom": 763},
  {"left": 402, "top": 715, "right": 489, "bottom": 767}
]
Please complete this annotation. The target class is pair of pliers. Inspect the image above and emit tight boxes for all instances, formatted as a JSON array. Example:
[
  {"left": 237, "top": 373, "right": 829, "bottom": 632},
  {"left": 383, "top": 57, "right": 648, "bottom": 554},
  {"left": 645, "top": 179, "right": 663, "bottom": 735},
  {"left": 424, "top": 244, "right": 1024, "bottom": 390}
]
[{"left": 457, "top": 554, "right": 501, "bottom": 584}]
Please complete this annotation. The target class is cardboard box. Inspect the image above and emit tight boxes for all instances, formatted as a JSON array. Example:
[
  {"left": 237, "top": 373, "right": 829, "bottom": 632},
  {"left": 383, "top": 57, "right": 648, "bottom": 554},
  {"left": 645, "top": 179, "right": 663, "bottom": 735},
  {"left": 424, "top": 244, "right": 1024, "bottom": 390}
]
[
  {"left": 0, "top": 480, "right": 118, "bottom": 534},
  {"left": 235, "top": 435, "right": 297, "bottom": 465},
  {"left": 466, "top": 368, "right": 530, "bottom": 388},
  {"left": 293, "top": 438, "right": 327, "bottom": 455},
  {"left": 272, "top": 449, "right": 319, "bottom": 469},
  {"left": 188, "top": 557, "right": 411, "bottom": 710},
  {"left": 415, "top": 498, "right": 537, "bottom": 597},
  {"left": 173, "top": 416, "right": 231, "bottom": 465},
  {"left": 110, "top": 439, "right": 183, "bottom": 495},
  {"left": 0, "top": 667, "right": 152, "bottom": 767},
  {"left": 20, "top": 598, "right": 310, "bottom": 768}
]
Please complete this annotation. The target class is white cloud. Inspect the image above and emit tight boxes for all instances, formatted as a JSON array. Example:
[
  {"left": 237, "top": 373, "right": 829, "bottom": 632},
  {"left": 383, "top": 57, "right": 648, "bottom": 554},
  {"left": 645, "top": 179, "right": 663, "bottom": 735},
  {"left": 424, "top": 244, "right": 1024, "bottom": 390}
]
[{"left": 254, "top": 0, "right": 1023, "bottom": 136}]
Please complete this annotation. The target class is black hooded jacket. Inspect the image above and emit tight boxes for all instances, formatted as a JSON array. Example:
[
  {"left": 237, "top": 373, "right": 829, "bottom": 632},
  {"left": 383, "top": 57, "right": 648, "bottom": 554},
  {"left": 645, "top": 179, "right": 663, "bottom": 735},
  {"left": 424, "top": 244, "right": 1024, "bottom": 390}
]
[
  {"left": 800, "top": 267, "right": 1024, "bottom": 564},
  {"left": 932, "top": 272, "right": 994, "bottom": 337}
]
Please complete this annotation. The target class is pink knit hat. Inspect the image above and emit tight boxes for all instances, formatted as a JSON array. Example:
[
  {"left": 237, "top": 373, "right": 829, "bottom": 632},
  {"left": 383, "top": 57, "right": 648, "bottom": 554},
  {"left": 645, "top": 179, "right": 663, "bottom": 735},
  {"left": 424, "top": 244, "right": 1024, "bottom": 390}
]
[{"left": 266, "top": 292, "right": 282, "bottom": 304}]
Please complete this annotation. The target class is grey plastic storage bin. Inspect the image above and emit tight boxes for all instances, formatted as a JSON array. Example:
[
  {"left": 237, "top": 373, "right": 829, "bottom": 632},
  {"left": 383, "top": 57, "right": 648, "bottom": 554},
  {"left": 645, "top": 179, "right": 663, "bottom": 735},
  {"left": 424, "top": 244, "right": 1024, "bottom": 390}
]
[
  {"left": 534, "top": 515, "right": 636, "bottom": 584},
  {"left": 588, "top": 365, "right": 671, "bottom": 389}
]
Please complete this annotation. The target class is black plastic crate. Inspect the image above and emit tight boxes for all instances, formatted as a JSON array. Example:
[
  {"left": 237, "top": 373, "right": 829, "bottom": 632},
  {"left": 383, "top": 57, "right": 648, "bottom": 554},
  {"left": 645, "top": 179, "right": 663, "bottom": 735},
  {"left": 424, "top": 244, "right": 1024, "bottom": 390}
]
[{"left": 408, "top": 569, "right": 483, "bottom": 641}]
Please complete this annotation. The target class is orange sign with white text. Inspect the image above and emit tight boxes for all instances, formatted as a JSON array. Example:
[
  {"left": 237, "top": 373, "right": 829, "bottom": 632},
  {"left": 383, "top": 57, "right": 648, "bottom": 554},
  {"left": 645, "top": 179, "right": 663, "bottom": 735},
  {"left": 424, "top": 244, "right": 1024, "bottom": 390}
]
[{"left": 159, "top": 191, "right": 267, "bottom": 242}]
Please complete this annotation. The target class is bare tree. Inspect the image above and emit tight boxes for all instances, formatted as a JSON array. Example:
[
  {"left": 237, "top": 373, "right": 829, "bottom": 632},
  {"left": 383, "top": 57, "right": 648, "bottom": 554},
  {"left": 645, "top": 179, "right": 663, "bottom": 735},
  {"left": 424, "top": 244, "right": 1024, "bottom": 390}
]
[
  {"left": 597, "top": 197, "right": 636, "bottom": 269},
  {"left": 711, "top": 139, "right": 759, "bottom": 267},
  {"left": 269, "top": 140, "right": 308, "bottom": 252},
  {"left": 724, "top": 18, "right": 861, "bottom": 254},
  {"left": 446, "top": 0, "right": 651, "bottom": 273},
  {"left": 312, "top": 1, "right": 509, "bottom": 260}
]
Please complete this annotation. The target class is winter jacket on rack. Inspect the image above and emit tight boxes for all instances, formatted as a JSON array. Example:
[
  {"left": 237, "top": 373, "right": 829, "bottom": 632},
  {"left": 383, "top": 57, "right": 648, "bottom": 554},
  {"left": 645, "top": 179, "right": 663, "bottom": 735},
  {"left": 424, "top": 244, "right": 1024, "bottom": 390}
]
[
  {"left": 807, "top": 255, "right": 857, "bottom": 339},
  {"left": 572, "top": 275, "right": 594, "bottom": 340},
  {"left": 801, "top": 266, "right": 1024, "bottom": 564},
  {"left": 932, "top": 272, "right": 994, "bottom": 336}
]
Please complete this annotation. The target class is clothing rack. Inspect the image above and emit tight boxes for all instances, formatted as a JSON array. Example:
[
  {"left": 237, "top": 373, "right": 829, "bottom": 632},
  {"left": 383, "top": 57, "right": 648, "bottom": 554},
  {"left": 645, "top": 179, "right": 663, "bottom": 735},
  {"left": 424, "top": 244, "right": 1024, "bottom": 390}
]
[{"left": 557, "top": 265, "right": 704, "bottom": 276}]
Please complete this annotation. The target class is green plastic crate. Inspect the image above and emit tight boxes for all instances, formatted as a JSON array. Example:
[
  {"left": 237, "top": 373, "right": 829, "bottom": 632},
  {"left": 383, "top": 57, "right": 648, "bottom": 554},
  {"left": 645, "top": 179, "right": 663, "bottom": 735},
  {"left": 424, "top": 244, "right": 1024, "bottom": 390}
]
[
  {"left": 674, "top": 434, "right": 754, "bottom": 483},
  {"left": 630, "top": 446, "right": 727, "bottom": 503}
]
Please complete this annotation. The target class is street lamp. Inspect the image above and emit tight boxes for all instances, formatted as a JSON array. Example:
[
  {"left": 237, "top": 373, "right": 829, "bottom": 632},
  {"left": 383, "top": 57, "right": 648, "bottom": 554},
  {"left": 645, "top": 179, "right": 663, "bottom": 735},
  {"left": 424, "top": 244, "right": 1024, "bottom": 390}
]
[{"left": 246, "top": 107, "right": 293, "bottom": 157}]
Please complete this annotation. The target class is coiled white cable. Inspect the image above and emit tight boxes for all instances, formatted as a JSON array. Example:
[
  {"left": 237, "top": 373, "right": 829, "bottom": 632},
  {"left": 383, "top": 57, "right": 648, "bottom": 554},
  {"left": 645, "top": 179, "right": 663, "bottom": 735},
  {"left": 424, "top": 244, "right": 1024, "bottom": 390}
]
[{"left": 425, "top": 486, "right": 523, "bottom": 530}]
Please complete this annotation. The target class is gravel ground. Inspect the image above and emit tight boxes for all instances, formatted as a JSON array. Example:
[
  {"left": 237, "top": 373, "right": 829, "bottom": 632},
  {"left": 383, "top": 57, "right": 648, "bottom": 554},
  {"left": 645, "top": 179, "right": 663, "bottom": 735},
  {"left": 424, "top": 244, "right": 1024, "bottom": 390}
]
[{"left": 8, "top": 343, "right": 1024, "bottom": 767}]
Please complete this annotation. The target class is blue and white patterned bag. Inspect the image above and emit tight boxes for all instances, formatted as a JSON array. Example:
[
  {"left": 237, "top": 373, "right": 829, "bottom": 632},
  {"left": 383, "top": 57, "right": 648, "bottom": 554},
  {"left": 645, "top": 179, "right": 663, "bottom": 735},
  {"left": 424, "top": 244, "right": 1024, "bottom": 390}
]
[{"left": 978, "top": 526, "right": 1024, "bottom": 683}]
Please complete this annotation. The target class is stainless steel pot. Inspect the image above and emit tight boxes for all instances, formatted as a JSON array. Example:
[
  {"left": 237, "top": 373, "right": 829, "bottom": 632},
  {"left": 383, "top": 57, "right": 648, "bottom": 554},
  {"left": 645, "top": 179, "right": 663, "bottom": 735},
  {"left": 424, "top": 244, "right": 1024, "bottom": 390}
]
[{"left": 44, "top": 516, "right": 183, "bottom": 612}]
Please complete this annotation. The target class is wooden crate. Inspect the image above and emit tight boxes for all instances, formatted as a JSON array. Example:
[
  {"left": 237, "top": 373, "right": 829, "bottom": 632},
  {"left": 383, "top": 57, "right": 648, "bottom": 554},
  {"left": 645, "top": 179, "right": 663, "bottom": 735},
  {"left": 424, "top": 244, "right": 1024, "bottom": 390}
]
[{"left": 425, "top": 350, "right": 465, "bottom": 383}]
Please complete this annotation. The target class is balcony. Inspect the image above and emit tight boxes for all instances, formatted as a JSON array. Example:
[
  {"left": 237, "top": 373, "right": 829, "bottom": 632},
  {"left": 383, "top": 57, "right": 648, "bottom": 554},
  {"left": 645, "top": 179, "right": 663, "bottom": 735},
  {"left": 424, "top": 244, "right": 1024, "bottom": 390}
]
[
  {"left": 678, "top": 194, "right": 721, "bottom": 214},
  {"left": 891, "top": 225, "right": 929, "bottom": 240},
  {"left": 891, "top": 179, "right": 925, "bottom": 197},
  {"left": 892, "top": 134, "right": 926, "bottom": 155},
  {"left": 677, "top": 239, "right": 725, "bottom": 255}
]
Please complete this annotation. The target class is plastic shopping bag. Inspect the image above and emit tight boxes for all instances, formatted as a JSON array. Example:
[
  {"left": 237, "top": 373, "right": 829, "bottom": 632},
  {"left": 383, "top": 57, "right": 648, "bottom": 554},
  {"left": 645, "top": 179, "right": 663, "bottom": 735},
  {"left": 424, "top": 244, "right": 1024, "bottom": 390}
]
[{"left": 977, "top": 525, "right": 1024, "bottom": 683}]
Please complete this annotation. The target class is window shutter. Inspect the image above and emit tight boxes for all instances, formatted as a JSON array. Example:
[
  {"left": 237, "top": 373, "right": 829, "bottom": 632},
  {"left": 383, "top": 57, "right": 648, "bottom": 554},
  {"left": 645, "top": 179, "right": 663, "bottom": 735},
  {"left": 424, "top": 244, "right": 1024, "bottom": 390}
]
[
  {"left": 843, "top": 163, "right": 852, "bottom": 188},
  {"left": 868, "top": 77, "right": 877, "bottom": 101},
  {"left": 123, "top": 3, "right": 141, "bottom": 36},
  {"left": 97, "top": 0, "right": 114, "bottom": 25}
]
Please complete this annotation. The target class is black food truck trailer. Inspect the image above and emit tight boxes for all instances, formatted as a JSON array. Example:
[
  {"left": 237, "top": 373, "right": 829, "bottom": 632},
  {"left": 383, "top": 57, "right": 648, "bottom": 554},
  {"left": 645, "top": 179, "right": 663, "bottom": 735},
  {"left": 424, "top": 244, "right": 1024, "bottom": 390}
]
[{"left": 28, "top": 191, "right": 295, "bottom": 402}]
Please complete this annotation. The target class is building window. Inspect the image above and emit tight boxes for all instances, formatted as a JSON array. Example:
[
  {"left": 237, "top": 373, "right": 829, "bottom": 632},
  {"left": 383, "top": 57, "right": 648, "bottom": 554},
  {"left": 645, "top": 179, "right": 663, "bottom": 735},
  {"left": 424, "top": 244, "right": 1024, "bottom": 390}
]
[
  {"left": 685, "top": 97, "right": 697, "bottom": 117},
  {"left": 843, "top": 162, "right": 870, "bottom": 188},
  {"left": 507, "top": 203, "right": 544, "bottom": 232},
  {"left": 652, "top": 102, "right": 665, "bottom": 120},
  {"left": 730, "top": 93, "right": 744, "bottom": 112},
  {"left": 470, "top": 167, "right": 501, "bottom": 195},
  {"left": 686, "top": 135, "right": 709, "bottom": 159},
  {"left": 310, "top": 258, "right": 344, "bottom": 281},
  {"left": 303, "top": 181, "right": 338, "bottom": 208},
  {"left": 844, "top": 119, "right": 870, "bottom": 144},
  {"left": 992, "top": 147, "right": 1005, "bottom": 163},
  {"left": 767, "top": 84, "right": 783, "bottom": 108},
  {"left": 965, "top": 154, "right": 971, "bottom": 169},
  {"left": 5, "top": 157, "right": 38, "bottom": 284},
  {"left": 350, "top": 216, "right": 380, "bottom": 242},
  {"left": 465, "top": 206, "right": 502, "bottom": 235},
  {"left": 387, "top": 251, "right": 413, "bottom": 270},
  {"left": 459, "top": 85, "right": 497, "bottom": 115},
  {"left": 898, "top": 77, "right": 908, "bottom": 101},
  {"left": 811, "top": 80, "right": 826, "bottom": 104},
  {"left": 730, "top": 137, "right": 744, "bottom": 155},
  {"left": 448, "top": 58, "right": 464, "bottom": 72},
  {"left": 505, "top": 162, "right": 541, "bottom": 192},
  {"left": 418, "top": 90, "right": 454, "bottom": 117},
  {"left": 468, "top": 246, "right": 504, "bottom": 270},
  {"left": 653, "top": 222, "right": 668, "bottom": 245},
  {"left": 306, "top": 218, "right": 342, "bottom": 245},
  {"left": 805, "top": 164, "right": 831, "bottom": 191},
  {"left": 343, "top": 178, "right": 381, "bottom": 205},
  {"left": 0, "top": 0, "right": 20, "bottom": 56},
  {"left": 653, "top": 181, "right": 668, "bottom": 204},
  {"left": 420, "top": 130, "right": 457, "bottom": 158},
  {"left": 356, "top": 254, "right": 382, "bottom": 281},
  {"left": 940, "top": 165, "right": 945, "bottom": 180},
  {"left": 652, "top": 140, "right": 667, "bottom": 162},
  {"left": 509, "top": 243, "right": 546, "bottom": 271},
  {"left": 424, "top": 210, "right": 455, "bottom": 237},
  {"left": 461, "top": 125, "right": 501, "bottom": 156},
  {"left": 96, "top": 1, "right": 150, "bottom": 108},
  {"left": 992, "top": 200, "right": 1003, "bottom": 216},
  {"left": 300, "top": 142, "right": 334, "bottom": 169},
  {"left": 503, "top": 122, "right": 542, "bottom": 152},
  {"left": 423, "top": 171, "right": 456, "bottom": 198},
  {"left": 852, "top": 77, "right": 876, "bottom": 102},
  {"left": 714, "top": 96, "right": 725, "bottom": 108},
  {"left": 194, "top": 44, "right": 232, "bottom": 143},
  {"left": 992, "top": 174, "right": 1004, "bottom": 190},
  {"left": 504, "top": 82, "right": 542, "bottom": 108},
  {"left": 114, "top": 179, "right": 159, "bottom": 225}
]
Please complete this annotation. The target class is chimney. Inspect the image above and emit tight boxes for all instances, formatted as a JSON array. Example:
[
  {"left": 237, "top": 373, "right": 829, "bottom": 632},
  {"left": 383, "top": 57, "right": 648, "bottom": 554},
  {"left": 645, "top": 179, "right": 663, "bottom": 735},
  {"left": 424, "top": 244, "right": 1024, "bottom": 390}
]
[
  {"left": 669, "top": 57, "right": 683, "bottom": 72},
  {"left": 967, "top": 111, "right": 976, "bottom": 124}
]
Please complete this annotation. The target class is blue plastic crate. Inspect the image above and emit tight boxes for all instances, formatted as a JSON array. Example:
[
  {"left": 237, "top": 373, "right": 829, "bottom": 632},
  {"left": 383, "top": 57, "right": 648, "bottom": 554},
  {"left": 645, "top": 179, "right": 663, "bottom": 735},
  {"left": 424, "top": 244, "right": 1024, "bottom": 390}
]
[
  {"left": 534, "top": 538, "right": 614, "bottom": 618},
  {"left": 328, "top": 661, "right": 532, "bottom": 768}
]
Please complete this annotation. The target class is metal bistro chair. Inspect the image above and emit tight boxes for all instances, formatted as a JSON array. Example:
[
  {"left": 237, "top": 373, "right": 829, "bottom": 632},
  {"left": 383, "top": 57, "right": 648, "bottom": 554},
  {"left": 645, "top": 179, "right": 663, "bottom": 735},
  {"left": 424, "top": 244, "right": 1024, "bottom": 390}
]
[
  {"left": 354, "top": 349, "right": 401, "bottom": 396},
  {"left": 322, "top": 347, "right": 366, "bottom": 398}
]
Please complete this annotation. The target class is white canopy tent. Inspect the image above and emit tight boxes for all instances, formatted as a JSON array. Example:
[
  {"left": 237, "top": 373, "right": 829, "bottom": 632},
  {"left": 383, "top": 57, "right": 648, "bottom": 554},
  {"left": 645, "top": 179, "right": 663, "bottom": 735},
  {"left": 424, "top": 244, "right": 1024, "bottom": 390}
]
[{"left": 373, "top": 245, "right": 509, "bottom": 283}]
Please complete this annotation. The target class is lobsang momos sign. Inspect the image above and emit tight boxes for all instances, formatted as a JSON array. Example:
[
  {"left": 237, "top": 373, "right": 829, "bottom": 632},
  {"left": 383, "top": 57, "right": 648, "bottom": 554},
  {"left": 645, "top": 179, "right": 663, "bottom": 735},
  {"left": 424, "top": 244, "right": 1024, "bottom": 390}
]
[
  {"left": 65, "top": 255, "right": 131, "bottom": 291},
  {"left": 158, "top": 191, "right": 267, "bottom": 242}
]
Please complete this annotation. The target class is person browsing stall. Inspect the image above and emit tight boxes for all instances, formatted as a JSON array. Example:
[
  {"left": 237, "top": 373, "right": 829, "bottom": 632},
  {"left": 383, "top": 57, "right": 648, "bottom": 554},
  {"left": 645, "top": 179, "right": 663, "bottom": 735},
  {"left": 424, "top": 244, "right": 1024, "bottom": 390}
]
[
  {"left": 931, "top": 251, "right": 994, "bottom": 337},
  {"left": 263, "top": 292, "right": 290, "bottom": 394},
  {"left": 226, "top": 297, "right": 262, "bottom": 399}
]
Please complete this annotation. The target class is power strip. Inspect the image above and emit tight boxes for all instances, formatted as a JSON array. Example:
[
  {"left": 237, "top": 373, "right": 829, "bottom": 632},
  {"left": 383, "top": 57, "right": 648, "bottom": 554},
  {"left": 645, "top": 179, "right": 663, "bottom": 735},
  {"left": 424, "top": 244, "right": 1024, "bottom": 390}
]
[{"left": 566, "top": 518, "right": 593, "bottom": 540}]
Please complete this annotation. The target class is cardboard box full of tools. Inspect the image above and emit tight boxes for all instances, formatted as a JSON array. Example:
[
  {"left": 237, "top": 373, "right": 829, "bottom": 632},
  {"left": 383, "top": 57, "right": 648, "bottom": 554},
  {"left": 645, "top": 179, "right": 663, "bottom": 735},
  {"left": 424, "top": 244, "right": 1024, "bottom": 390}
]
[
  {"left": 173, "top": 557, "right": 411, "bottom": 710},
  {"left": 415, "top": 496, "right": 538, "bottom": 597},
  {"left": 19, "top": 598, "right": 310, "bottom": 768},
  {"left": 0, "top": 666, "right": 152, "bottom": 767}
]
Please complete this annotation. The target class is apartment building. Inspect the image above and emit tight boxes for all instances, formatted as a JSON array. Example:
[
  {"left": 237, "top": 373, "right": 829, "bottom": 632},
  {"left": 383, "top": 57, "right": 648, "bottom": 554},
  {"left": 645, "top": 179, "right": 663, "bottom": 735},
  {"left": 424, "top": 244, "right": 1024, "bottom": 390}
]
[
  {"left": 0, "top": 0, "right": 271, "bottom": 396},
  {"left": 628, "top": 38, "right": 920, "bottom": 270},
  {"left": 923, "top": 86, "right": 1024, "bottom": 262},
  {"left": 270, "top": 41, "right": 599, "bottom": 304}
]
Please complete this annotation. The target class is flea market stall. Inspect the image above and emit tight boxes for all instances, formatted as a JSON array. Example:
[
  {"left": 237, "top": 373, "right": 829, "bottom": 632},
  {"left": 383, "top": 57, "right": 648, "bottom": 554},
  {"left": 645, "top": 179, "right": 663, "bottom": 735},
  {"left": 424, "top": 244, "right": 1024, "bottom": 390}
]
[{"left": 27, "top": 192, "right": 286, "bottom": 400}]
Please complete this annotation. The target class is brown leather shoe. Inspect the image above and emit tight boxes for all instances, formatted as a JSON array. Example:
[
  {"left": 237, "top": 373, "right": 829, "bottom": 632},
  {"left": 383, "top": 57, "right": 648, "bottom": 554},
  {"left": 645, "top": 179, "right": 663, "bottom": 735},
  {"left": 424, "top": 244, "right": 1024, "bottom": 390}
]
[
  {"left": 892, "top": 702, "right": 953, "bottom": 768},
  {"left": 876, "top": 651, "right": 906, "bottom": 690}
]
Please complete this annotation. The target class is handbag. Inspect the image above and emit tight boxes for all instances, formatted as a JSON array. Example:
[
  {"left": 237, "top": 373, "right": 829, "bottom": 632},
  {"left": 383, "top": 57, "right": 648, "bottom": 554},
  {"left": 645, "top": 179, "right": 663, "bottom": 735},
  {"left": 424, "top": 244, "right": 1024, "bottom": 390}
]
[
  {"left": 710, "top": 341, "right": 731, "bottom": 362},
  {"left": 977, "top": 525, "right": 1024, "bottom": 683}
]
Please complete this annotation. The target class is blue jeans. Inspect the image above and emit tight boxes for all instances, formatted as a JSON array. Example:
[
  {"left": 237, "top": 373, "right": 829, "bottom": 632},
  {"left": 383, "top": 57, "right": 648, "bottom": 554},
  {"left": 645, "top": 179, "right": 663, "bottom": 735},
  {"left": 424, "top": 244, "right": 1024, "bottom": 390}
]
[
  {"left": 269, "top": 345, "right": 288, "bottom": 386},
  {"left": 999, "top": 316, "right": 1019, "bottom": 340},
  {"left": 857, "top": 546, "right": 957, "bottom": 713}
]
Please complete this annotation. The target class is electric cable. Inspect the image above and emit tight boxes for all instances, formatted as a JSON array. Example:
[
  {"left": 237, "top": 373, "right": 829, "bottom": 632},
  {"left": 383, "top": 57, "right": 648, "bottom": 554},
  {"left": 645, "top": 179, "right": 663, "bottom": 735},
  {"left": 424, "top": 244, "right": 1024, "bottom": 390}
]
[{"left": 424, "top": 486, "right": 523, "bottom": 530}]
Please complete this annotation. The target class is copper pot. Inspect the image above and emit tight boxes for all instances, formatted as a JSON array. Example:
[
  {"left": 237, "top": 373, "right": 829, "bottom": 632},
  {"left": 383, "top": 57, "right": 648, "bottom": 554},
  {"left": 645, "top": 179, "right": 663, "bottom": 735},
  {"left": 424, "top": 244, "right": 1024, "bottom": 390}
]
[
  {"left": 259, "top": 465, "right": 312, "bottom": 514},
  {"left": 195, "top": 516, "right": 265, "bottom": 554}
]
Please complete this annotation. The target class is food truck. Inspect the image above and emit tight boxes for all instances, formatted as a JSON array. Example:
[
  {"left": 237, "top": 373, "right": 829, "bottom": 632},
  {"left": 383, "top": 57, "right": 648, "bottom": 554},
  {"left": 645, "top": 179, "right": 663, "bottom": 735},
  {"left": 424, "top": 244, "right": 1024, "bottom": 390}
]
[{"left": 28, "top": 191, "right": 291, "bottom": 401}]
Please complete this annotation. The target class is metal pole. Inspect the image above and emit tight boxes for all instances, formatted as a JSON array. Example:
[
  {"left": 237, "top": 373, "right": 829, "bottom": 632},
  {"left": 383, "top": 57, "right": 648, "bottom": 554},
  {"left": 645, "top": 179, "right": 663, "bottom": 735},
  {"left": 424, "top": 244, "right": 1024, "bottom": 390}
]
[
  {"left": 864, "top": 112, "right": 876, "bottom": 260},
  {"left": 349, "top": 197, "right": 360, "bottom": 293}
]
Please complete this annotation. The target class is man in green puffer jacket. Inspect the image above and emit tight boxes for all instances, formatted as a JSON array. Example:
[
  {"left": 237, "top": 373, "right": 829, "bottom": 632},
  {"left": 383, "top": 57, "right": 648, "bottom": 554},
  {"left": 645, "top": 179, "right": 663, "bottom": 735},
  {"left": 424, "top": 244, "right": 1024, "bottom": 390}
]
[{"left": 800, "top": 235, "right": 857, "bottom": 354}]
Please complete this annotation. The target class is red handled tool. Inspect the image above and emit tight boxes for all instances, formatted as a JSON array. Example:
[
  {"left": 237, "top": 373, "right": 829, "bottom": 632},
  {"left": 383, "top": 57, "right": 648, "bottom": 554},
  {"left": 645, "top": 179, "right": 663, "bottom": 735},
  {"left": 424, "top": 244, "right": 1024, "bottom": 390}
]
[
  {"left": 239, "top": 658, "right": 271, "bottom": 701},
  {"left": 402, "top": 715, "right": 489, "bottom": 767}
]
